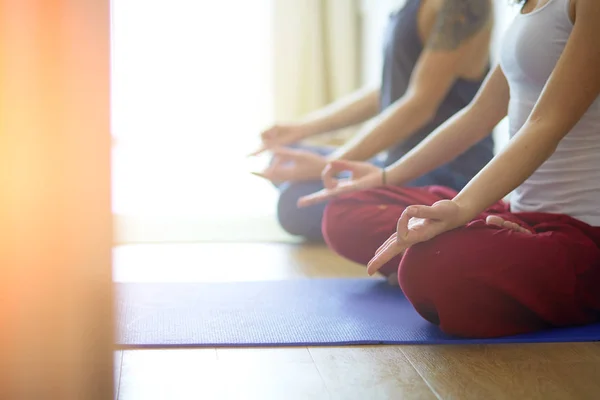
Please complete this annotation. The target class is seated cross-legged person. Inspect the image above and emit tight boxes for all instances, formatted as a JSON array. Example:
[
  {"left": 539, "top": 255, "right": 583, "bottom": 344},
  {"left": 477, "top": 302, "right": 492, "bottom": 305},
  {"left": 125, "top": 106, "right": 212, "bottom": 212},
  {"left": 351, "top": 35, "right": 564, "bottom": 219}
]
[
  {"left": 299, "top": 0, "right": 600, "bottom": 338},
  {"left": 250, "top": 0, "right": 495, "bottom": 241}
]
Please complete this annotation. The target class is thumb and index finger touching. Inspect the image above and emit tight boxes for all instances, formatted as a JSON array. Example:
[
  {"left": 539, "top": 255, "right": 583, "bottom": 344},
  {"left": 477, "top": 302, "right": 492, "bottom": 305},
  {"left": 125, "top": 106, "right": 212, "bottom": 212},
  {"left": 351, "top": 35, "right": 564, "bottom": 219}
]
[
  {"left": 320, "top": 159, "right": 361, "bottom": 189},
  {"left": 297, "top": 160, "right": 366, "bottom": 208}
]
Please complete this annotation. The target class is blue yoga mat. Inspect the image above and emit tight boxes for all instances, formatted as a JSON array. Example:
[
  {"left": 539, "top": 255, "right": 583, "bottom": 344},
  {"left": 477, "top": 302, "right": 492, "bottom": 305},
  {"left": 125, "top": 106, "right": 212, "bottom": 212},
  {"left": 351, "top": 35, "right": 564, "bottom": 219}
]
[{"left": 116, "top": 279, "right": 600, "bottom": 347}]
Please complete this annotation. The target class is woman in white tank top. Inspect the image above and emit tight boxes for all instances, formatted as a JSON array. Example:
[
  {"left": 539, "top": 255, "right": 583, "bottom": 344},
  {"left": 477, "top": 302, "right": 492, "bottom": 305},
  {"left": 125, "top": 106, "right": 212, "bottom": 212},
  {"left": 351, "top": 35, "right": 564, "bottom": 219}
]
[{"left": 298, "top": 0, "right": 600, "bottom": 338}]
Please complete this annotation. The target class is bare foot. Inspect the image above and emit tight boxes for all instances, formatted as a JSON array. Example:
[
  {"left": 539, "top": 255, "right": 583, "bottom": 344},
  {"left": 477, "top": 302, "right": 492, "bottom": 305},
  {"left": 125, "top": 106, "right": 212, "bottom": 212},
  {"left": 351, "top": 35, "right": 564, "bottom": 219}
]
[
  {"left": 486, "top": 215, "right": 533, "bottom": 234},
  {"left": 387, "top": 273, "right": 399, "bottom": 286}
]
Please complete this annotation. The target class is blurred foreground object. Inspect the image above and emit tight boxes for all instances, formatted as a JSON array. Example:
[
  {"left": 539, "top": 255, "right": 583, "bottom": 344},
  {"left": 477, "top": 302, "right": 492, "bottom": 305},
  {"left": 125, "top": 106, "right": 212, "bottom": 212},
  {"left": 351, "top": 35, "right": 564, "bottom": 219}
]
[{"left": 0, "top": 1, "right": 113, "bottom": 399}]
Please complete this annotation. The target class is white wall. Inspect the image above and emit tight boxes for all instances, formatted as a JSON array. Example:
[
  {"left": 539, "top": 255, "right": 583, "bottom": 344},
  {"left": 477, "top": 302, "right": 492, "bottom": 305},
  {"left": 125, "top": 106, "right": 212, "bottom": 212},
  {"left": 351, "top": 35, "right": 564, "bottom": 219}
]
[{"left": 359, "top": 0, "right": 520, "bottom": 152}]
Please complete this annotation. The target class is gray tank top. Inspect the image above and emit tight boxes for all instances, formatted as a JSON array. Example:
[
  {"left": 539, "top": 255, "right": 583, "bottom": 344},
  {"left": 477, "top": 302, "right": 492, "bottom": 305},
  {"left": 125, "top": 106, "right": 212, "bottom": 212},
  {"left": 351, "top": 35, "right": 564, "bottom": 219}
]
[{"left": 380, "top": 0, "right": 494, "bottom": 178}]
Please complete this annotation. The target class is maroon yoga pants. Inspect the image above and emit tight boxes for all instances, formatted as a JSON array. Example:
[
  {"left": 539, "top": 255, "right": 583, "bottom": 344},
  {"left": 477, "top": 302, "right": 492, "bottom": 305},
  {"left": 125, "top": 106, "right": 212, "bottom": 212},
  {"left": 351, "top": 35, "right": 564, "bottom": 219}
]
[{"left": 322, "top": 185, "right": 600, "bottom": 338}]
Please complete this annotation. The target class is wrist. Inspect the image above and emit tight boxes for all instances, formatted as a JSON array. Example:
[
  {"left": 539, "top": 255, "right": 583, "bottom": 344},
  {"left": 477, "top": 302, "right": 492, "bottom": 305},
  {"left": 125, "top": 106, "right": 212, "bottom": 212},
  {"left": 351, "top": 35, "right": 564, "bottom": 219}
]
[
  {"left": 325, "top": 152, "right": 337, "bottom": 163},
  {"left": 296, "top": 120, "right": 324, "bottom": 138},
  {"left": 451, "top": 195, "right": 480, "bottom": 227},
  {"left": 384, "top": 164, "right": 409, "bottom": 187},
  {"left": 325, "top": 146, "right": 350, "bottom": 163}
]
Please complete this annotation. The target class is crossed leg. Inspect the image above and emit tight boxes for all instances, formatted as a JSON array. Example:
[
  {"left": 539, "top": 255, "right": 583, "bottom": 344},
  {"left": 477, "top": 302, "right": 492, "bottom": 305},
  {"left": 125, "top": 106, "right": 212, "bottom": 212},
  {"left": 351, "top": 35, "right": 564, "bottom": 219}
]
[
  {"left": 322, "top": 185, "right": 508, "bottom": 278},
  {"left": 323, "top": 185, "right": 600, "bottom": 338},
  {"left": 399, "top": 212, "right": 600, "bottom": 337}
]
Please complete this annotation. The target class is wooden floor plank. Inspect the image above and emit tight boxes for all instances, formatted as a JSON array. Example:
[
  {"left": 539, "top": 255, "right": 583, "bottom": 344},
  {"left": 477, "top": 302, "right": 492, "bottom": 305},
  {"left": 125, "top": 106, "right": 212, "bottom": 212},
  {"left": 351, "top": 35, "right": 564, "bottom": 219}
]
[
  {"left": 119, "top": 348, "right": 330, "bottom": 400},
  {"left": 309, "top": 346, "right": 438, "bottom": 400},
  {"left": 216, "top": 347, "right": 314, "bottom": 363},
  {"left": 119, "top": 349, "right": 218, "bottom": 400},
  {"left": 402, "top": 344, "right": 600, "bottom": 400},
  {"left": 115, "top": 243, "right": 600, "bottom": 400}
]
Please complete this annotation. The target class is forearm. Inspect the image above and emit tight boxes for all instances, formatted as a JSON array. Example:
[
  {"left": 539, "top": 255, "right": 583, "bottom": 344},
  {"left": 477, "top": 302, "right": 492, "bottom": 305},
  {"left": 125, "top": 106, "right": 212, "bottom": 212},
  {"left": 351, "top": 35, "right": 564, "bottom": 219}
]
[
  {"left": 448, "top": 0, "right": 600, "bottom": 224},
  {"left": 385, "top": 104, "right": 498, "bottom": 184},
  {"left": 329, "top": 95, "right": 436, "bottom": 161},
  {"left": 452, "top": 121, "right": 559, "bottom": 224},
  {"left": 298, "top": 87, "right": 380, "bottom": 137}
]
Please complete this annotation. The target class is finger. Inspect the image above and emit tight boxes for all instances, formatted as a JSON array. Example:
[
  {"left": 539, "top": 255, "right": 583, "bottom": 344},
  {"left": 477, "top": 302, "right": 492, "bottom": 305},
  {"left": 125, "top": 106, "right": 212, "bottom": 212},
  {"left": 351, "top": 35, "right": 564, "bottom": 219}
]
[
  {"left": 297, "top": 189, "right": 344, "bottom": 208},
  {"left": 251, "top": 162, "right": 287, "bottom": 183},
  {"left": 270, "top": 147, "right": 304, "bottom": 160},
  {"left": 374, "top": 232, "right": 397, "bottom": 257},
  {"left": 505, "top": 220, "right": 534, "bottom": 235},
  {"left": 367, "top": 239, "right": 405, "bottom": 276},
  {"left": 485, "top": 215, "right": 504, "bottom": 228},
  {"left": 321, "top": 159, "right": 360, "bottom": 186},
  {"left": 321, "top": 163, "right": 338, "bottom": 190},
  {"left": 504, "top": 220, "right": 521, "bottom": 232},
  {"left": 323, "top": 176, "right": 339, "bottom": 190},
  {"left": 253, "top": 153, "right": 289, "bottom": 182},
  {"left": 322, "top": 158, "right": 368, "bottom": 190},
  {"left": 403, "top": 204, "right": 444, "bottom": 220},
  {"left": 297, "top": 189, "right": 335, "bottom": 208},
  {"left": 250, "top": 171, "right": 270, "bottom": 180},
  {"left": 486, "top": 215, "right": 534, "bottom": 235},
  {"left": 487, "top": 215, "right": 516, "bottom": 231},
  {"left": 396, "top": 208, "right": 414, "bottom": 241},
  {"left": 247, "top": 144, "right": 269, "bottom": 157},
  {"left": 328, "top": 159, "right": 360, "bottom": 174},
  {"left": 297, "top": 180, "right": 359, "bottom": 208}
]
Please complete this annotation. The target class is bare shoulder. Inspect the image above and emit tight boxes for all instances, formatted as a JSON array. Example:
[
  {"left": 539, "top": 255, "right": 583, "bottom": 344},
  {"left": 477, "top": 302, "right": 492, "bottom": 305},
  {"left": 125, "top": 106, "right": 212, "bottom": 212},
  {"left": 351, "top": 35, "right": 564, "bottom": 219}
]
[
  {"left": 427, "top": 0, "right": 492, "bottom": 51},
  {"left": 572, "top": 0, "right": 600, "bottom": 21}
]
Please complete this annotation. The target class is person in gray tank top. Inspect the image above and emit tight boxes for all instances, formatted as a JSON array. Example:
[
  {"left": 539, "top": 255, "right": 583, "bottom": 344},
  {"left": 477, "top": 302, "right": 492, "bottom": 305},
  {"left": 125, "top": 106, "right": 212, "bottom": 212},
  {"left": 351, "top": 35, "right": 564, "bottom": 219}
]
[
  {"left": 300, "top": 0, "right": 600, "bottom": 339},
  {"left": 250, "top": 0, "right": 495, "bottom": 241}
]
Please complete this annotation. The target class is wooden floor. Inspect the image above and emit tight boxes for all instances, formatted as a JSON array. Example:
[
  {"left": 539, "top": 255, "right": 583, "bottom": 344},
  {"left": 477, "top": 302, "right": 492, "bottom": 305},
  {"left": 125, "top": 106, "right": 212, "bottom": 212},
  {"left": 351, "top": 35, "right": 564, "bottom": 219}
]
[{"left": 113, "top": 243, "right": 600, "bottom": 399}]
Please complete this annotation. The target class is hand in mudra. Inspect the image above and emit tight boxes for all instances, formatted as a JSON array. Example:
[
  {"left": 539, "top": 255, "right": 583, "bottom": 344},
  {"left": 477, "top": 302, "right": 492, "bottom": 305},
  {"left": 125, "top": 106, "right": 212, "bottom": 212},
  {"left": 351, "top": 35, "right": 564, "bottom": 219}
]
[
  {"left": 366, "top": 202, "right": 535, "bottom": 276},
  {"left": 251, "top": 147, "right": 328, "bottom": 183},
  {"left": 249, "top": 124, "right": 309, "bottom": 156},
  {"left": 297, "top": 159, "right": 384, "bottom": 208}
]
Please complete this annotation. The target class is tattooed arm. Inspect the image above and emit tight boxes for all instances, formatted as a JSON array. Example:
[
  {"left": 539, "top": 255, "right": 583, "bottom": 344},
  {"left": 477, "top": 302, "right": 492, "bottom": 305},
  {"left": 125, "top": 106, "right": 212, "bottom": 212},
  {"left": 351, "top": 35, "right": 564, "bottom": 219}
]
[
  {"left": 330, "top": 0, "right": 493, "bottom": 162},
  {"left": 427, "top": 0, "right": 491, "bottom": 50}
]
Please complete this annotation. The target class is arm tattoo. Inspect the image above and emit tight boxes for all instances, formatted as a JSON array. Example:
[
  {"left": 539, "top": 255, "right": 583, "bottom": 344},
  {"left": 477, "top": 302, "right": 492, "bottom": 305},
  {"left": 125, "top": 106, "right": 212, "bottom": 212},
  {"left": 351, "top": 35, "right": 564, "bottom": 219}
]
[{"left": 427, "top": 0, "right": 491, "bottom": 50}]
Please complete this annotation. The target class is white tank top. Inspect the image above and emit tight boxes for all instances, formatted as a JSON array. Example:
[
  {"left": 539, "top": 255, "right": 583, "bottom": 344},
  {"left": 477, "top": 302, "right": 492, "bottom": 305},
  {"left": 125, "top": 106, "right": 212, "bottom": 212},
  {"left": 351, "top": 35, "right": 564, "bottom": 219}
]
[{"left": 499, "top": 0, "right": 600, "bottom": 226}]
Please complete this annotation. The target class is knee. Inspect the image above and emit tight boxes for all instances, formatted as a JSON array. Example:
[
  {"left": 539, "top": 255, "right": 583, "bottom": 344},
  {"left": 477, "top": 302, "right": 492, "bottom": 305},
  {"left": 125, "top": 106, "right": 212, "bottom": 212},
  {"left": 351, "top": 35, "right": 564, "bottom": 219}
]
[
  {"left": 321, "top": 196, "right": 358, "bottom": 257},
  {"left": 398, "top": 240, "right": 447, "bottom": 326},
  {"left": 398, "top": 230, "right": 542, "bottom": 338},
  {"left": 277, "top": 182, "right": 326, "bottom": 241},
  {"left": 322, "top": 195, "right": 398, "bottom": 275},
  {"left": 398, "top": 232, "right": 489, "bottom": 337}
]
